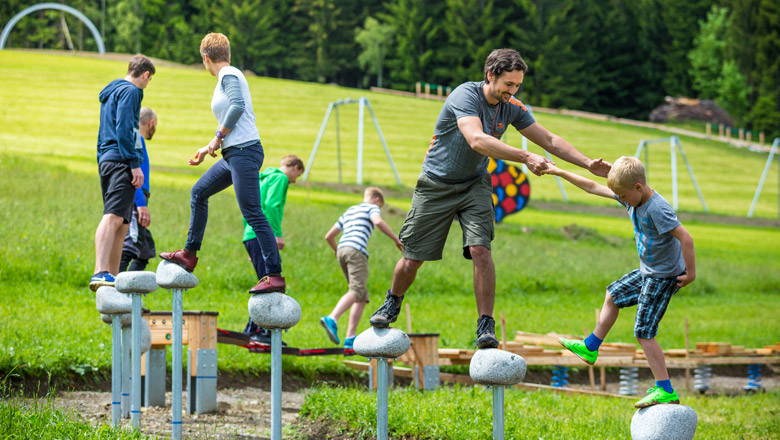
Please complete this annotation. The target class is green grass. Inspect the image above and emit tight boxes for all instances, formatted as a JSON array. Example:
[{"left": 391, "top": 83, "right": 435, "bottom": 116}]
[
  {"left": 299, "top": 386, "right": 780, "bottom": 440},
  {"left": 0, "top": 50, "right": 779, "bottom": 438}
]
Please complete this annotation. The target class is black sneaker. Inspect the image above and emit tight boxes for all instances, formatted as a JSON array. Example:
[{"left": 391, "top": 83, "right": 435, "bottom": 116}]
[
  {"left": 476, "top": 315, "right": 499, "bottom": 349},
  {"left": 369, "top": 290, "right": 404, "bottom": 328}
]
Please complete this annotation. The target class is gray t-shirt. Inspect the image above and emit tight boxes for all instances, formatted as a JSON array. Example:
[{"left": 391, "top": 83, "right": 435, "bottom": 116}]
[
  {"left": 617, "top": 191, "right": 685, "bottom": 278},
  {"left": 422, "top": 81, "right": 536, "bottom": 184}
]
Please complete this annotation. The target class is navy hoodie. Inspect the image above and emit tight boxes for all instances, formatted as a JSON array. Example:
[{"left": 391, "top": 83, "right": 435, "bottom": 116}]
[{"left": 96, "top": 79, "right": 143, "bottom": 168}]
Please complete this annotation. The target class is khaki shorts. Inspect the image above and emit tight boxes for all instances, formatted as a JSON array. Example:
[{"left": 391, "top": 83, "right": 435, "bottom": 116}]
[
  {"left": 399, "top": 172, "right": 494, "bottom": 261},
  {"left": 337, "top": 246, "right": 370, "bottom": 302}
]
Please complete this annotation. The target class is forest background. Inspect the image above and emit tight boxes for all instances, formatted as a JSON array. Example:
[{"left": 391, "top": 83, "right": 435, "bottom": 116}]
[{"left": 1, "top": 0, "right": 778, "bottom": 139}]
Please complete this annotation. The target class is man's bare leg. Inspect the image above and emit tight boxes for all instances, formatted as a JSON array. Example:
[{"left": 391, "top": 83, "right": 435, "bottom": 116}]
[
  {"left": 94, "top": 213, "right": 125, "bottom": 274},
  {"left": 109, "top": 223, "right": 128, "bottom": 275},
  {"left": 470, "top": 246, "right": 495, "bottom": 317},
  {"left": 390, "top": 257, "right": 423, "bottom": 297}
]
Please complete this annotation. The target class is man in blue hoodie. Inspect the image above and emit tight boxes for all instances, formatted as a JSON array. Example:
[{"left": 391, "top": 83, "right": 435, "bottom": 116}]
[{"left": 90, "top": 55, "right": 155, "bottom": 291}]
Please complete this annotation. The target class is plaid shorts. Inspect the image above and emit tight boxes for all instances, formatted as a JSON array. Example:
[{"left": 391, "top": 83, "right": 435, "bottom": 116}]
[{"left": 607, "top": 269, "right": 681, "bottom": 339}]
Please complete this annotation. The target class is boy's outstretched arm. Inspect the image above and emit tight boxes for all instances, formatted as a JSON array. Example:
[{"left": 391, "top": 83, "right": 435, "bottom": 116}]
[
  {"left": 540, "top": 164, "right": 615, "bottom": 200},
  {"left": 371, "top": 214, "right": 403, "bottom": 251},
  {"left": 670, "top": 225, "right": 696, "bottom": 287},
  {"left": 324, "top": 225, "right": 340, "bottom": 256}
]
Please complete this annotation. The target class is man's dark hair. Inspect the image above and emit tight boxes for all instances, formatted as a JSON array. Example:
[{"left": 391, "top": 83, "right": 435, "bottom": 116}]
[
  {"left": 484, "top": 49, "right": 527, "bottom": 83},
  {"left": 127, "top": 54, "right": 156, "bottom": 78}
]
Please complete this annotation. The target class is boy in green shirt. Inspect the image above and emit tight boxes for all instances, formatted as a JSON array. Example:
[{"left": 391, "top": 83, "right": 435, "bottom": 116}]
[{"left": 242, "top": 155, "right": 305, "bottom": 343}]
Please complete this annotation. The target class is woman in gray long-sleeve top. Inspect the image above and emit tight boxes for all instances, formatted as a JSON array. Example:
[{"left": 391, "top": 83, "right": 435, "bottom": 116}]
[{"left": 160, "top": 32, "right": 286, "bottom": 295}]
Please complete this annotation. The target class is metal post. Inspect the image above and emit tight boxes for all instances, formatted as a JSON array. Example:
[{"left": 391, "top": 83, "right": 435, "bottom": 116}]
[
  {"left": 492, "top": 386, "right": 505, "bottom": 440},
  {"left": 172, "top": 289, "right": 183, "bottom": 440},
  {"left": 671, "top": 138, "right": 678, "bottom": 210},
  {"left": 748, "top": 138, "right": 780, "bottom": 218},
  {"left": 335, "top": 105, "right": 342, "bottom": 184},
  {"left": 271, "top": 329, "right": 282, "bottom": 440},
  {"left": 377, "top": 358, "right": 389, "bottom": 440},
  {"left": 365, "top": 100, "right": 402, "bottom": 185},
  {"left": 131, "top": 295, "right": 142, "bottom": 429},
  {"left": 111, "top": 315, "right": 121, "bottom": 427},
  {"left": 674, "top": 136, "right": 708, "bottom": 212},
  {"left": 121, "top": 327, "right": 131, "bottom": 418},
  {"left": 302, "top": 102, "right": 335, "bottom": 182},
  {"left": 357, "top": 98, "right": 365, "bottom": 185}
]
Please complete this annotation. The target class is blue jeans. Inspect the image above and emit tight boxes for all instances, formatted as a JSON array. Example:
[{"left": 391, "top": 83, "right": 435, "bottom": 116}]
[{"left": 185, "top": 143, "right": 282, "bottom": 274}]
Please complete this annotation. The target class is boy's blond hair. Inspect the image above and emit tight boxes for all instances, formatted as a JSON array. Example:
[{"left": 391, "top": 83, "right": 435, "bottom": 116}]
[
  {"left": 364, "top": 187, "right": 385, "bottom": 205},
  {"left": 280, "top": 154, "right": 305, "bottom": 171},
  {"left": 607, "top": 156, "right": 646, "bottom": 191},
  {"left": 200, "top": 33, "right": 231, "bottom": 63}
]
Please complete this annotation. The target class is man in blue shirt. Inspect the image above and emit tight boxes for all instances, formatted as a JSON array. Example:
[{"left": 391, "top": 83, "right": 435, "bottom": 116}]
[{"left": 119, "top": 107, "right": 158, "bottom": 272}]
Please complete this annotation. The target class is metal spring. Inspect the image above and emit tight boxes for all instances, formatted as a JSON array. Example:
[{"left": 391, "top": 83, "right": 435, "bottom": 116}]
[
  {"left": 619, "top": 367, "right": 639, "bottom": 395},
  {"left": 694, "top": 364, "right": 712, "bottom": 394},
  {"left": 744, "top": 363, "right": 764, "bottom": 392},
  {"left": 551, "top": 365, "right": 569, "bottom": 388}
]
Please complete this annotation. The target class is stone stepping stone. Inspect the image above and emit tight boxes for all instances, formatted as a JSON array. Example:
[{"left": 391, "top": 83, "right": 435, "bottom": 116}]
[
  {"left": 115, "top": 271, "right": 158, "bottom": 294},
  {"left": 155, "top": 260, "right": 198, "bottom": 290},
  {"left": 101, "top": 312, "right": 132, "bottom": 327},
  {"left": 96, "top": 286, "right": 132, "bottom": 315},
  {"left": 354, "top": 327, "right": 410, "bottom": 359},
  {"left": 469, "top": 348, "right": 527, "bottom": 386},
  {"left": 631, "top": 404, "right": 697, "bottom": 440},
  {"left": 248, "top": 293, "right": 301, "bottom": 329}
]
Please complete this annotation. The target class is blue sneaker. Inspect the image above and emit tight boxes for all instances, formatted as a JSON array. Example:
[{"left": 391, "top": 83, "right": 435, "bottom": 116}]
[
  {"left": 89, "top": 272, "right": 115, "bottom": 292},
  {"left": 320, "top": 316, "right": 339, "bottom": 345},
  {"left": 344, "top": 336, "right": 356, "bottom": 350}
]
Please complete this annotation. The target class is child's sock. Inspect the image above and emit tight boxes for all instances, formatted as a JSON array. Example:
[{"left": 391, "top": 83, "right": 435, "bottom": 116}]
[
  {"left": 656, "top": 379, "right": 674, "bottom": 393},
  {"left": 583, "top": 333, "right": 603, "bottom": 352}
]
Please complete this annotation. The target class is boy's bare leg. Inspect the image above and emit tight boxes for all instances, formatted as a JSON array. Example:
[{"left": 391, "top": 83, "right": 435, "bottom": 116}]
[
  {"left": 593, "top": 290, "right": 620, "bottom": 340},
  {"left": 94, "top": 213, "right": 125, "bottom": 274},
  {"left": 470, "top": 246, "right": 495, "bottom": 317},
  {"left": 346, "top": 301, "right": 367, "bottom": 338},
  {"left": 637, "top": 337, "right": 670, "bottom": 381},
  {"left": 390, "top": 257, "right": 423, "bottom": 296},
  {"left": 329, "top": 292, "right": 356, "bottom": 321}
]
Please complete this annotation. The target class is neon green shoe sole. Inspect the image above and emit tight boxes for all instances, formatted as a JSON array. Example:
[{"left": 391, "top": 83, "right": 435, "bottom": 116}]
[
  {"left": 634, "top": 387, "right": 680, "bottom": 408},
  {"left": 558, "top": 337, "right": 598, "bottom": 365}
]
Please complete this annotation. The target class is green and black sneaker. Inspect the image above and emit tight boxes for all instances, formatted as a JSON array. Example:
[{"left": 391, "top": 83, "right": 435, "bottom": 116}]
[
  {"left": 634, "top": 387, "right": 680, "bottom": 408},
  {"left": 558, "top": 337, "right": 598, "bottom": 365}
]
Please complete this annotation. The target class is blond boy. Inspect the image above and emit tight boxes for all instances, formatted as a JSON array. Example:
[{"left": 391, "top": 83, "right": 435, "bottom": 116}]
[{"left": 542, "top": 156, "right": 695, "bottom": 408}]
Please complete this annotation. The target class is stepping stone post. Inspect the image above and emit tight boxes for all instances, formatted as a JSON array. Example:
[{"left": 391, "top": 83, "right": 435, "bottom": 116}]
[
  {"left": 469, "top": 348, "right": 527, "bottom": 440},
  {"left": 95, "top": 286, "right": 131, "bottom": 427},
  {"left": 116, "top": 271, "right": 158, "bottom": 431},
  {"left": 631, "top": 404, "right": 697, "bottom": 440},
  {"left": 155, "top": 261, "right": 198, "bottom": 440},
  {"left": 248, "top": 292, "right": 302, "bottom": 440},
  {"left": 354, "top": 327, "right": 411, "bottom": 440}
]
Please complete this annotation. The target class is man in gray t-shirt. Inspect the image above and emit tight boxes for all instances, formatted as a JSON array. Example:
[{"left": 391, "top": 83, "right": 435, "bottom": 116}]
[{"left": 369, "top": 48, "right": 612, "bottom": 349}]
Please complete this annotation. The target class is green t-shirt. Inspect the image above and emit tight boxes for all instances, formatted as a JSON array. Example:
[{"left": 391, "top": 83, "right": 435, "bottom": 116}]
[{"left": 242, "top": 167, "right": 289, "bottom": 242}]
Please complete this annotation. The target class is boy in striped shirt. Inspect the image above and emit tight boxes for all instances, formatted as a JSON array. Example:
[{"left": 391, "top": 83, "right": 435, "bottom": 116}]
[{"left": 320, "top": 187, "right": 403, "bottom": 350}]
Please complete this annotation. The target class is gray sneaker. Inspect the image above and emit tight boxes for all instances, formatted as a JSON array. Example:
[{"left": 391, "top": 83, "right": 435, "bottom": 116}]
[
  {"left": 476, "top": 315, "right": 499, "bottom": 349},
  {"left": 369, "top": 290, "right": 404, "bottom": 328}
]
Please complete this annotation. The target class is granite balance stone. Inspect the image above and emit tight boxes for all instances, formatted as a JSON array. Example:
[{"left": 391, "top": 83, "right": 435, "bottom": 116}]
[
  {"left": 353, "top": 327, "right": 411, "bottom": 359},
  {"left": 115, "top": 271, "right": 158, "bottom": 294},
  {"left": 469, "top": 348, "right": 527, "bottom": 386},
  {"left": 248, "top": 293, "right": 301, "bottom": 329},
  {"left": 631, "top": 404, "right": 698, "bottom": 440},
  {"left": 155, "top": 260, "right": 199, "bottom": 289},
  {"left": 102, "top": 313, "right": 132, "bottom": 327},
  {"left": 137, "top": 318, "right": 152, "bottom": 354},
  {"left": 96, "top": 286, "right": 132, "bottom": 315}
]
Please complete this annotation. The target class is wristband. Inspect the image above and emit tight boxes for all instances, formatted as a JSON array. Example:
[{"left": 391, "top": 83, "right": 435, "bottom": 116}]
[{"left": 216, "top": 130, "right": 226, "bottom": 139}]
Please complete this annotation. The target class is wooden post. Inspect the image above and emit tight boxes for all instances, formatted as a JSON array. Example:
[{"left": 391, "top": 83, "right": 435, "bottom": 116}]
[
  {"left": 685, "top": 318, "right": 691, "bottom": 392},
  {"left": 747, "top": 131, "right": 752, "bottom": 143},
  {"left": 405, "top": 303, "right": 412, "bottom": 334},
  {"left": 585, "top": 326, "right": 595, "bottom": 390},
  {"left": 415, "top": 82, "right": 421, "bottom": 97},
  {"left": 705, "top": 123, "right": 711, "bottom": 138},
  {"left": 500, "top": 312, "right": 507, "bottom": 348},
  {"left": 437, "top": 85, "right": 443, "bottom": 98},
  {"left": 719, "top": 124, "right": 724, "bottom": 137},
  {"left": 739, "top": 128, "right": 744, "bottom": 141},
  {"left": 760, "top": 131, "right": 765, "bottom": 144},
  {"left": 424, "top": 83, "right": 430, "bottom": 98},
  {"left": 596, "top": 308, "right": 606, "bottom": 390},
  {"left": 726, "top": 127, "right": 731, "bottom": 140}
]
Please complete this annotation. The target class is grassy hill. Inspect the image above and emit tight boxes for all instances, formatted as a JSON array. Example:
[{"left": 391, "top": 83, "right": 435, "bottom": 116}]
[{"left": 0, "top": 50, "right": 778, "bottom": 439}]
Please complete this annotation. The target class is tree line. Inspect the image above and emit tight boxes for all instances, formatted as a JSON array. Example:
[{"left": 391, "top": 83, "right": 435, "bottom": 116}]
[{"left": 2, "top": 0, "right": 777, "bottom": 138}]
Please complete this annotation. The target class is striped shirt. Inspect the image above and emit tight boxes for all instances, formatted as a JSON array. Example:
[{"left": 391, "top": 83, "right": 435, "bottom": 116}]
[{"left": 335, "top": 203, "right": 382, "bottom": 256}]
